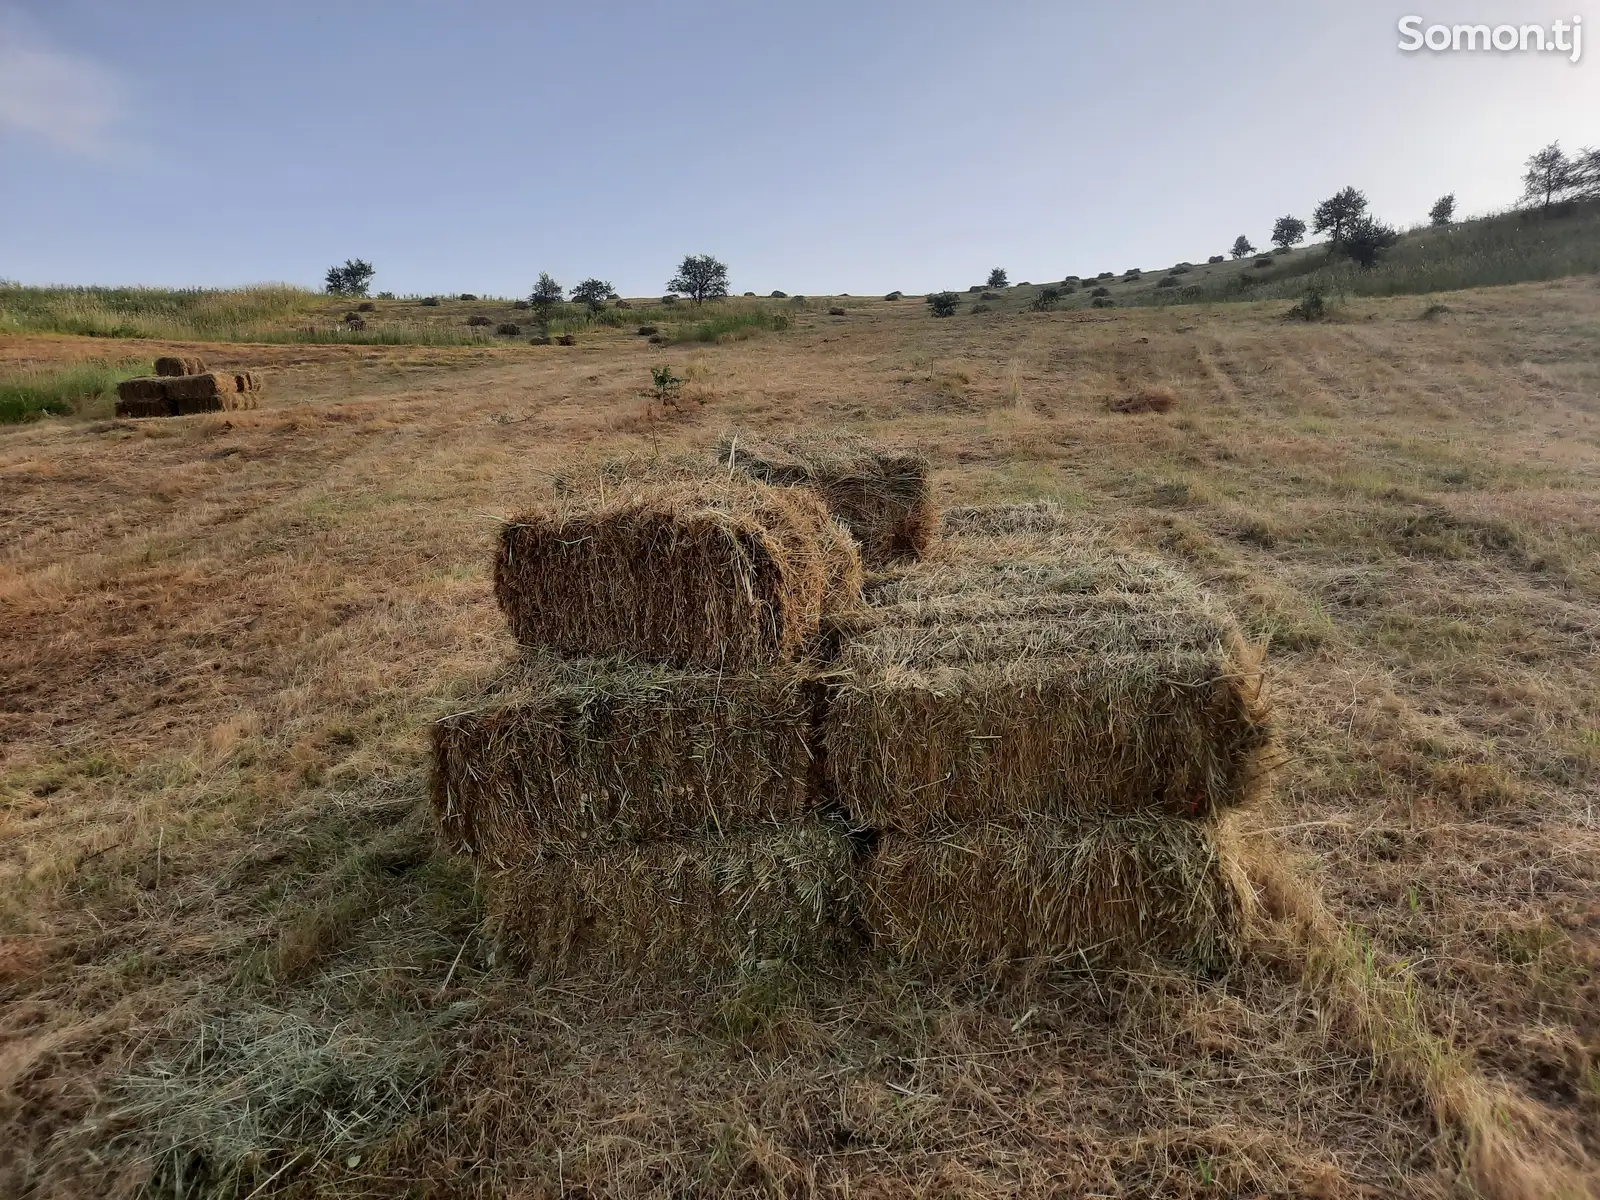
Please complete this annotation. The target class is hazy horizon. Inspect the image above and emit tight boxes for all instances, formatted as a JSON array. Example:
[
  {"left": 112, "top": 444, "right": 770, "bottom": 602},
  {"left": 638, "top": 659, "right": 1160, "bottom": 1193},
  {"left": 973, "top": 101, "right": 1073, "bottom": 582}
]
[{"left": 1, "top": 1, "right": 1594, "bottom": 297}]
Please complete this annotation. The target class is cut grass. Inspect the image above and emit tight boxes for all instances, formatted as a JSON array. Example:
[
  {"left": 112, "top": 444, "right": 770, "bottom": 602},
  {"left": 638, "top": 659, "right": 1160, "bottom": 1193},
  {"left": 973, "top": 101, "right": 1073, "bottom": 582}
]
[{"left": 0, "top": 359, "right": 147, "bottom": 423}]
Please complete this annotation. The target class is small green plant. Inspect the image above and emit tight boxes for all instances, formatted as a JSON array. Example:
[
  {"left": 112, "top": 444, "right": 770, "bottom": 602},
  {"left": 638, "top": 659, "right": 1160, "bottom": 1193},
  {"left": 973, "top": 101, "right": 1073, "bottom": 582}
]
[
  {"left": 1254, "top": 256, "right": 1275, "bottom": 267},
  {"left": 649, "top": 364, "right": 683, "bottom": 405},
  {"left": 770, "top": 311, "right": 790, "bottom": 331},
  {"left": 1123, "top": 268, "right": 1141, "bottom": 279},
  {"left": 636, "top": 325, "right": 658, "bottom": 336},
  {"left": 1286, "top": 288, "right": 1329, "bottom": 321},
  {"left": 1420, "top": 303, "right": 1451, "bottom": 320},
  {"left": 926, "top": 291, "right": 959, "bottom": 317}
]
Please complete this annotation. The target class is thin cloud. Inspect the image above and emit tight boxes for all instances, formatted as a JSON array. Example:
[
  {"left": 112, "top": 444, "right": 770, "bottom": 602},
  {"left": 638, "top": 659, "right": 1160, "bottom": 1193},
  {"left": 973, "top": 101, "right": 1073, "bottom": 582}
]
[{"left": 0, "top": 10, "right": 125, "bottom": 156}]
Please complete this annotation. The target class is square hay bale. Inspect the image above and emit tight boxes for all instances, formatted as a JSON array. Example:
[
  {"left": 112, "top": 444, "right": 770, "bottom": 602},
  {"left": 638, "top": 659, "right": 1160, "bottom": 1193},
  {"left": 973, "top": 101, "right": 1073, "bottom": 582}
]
[
  {"left": 115, "top": 374, "right": 258, "bottom": 418},
  {"left": 861, "top": 815, "right": 1245, "bottom": 973},
  {"left": 494, "top": 479, "right": 862, "bottom": 671},
  {"left": 827, "top": 528, "right": 1271, "bottom": 828},
  {"left": 233, "top": 370, "right": 263, "bottom": 393},
  {"left": 113, "top": 394, "right": 172, "bottom": 419},
  {"left": 720, "top": 432, "right": 936, "bottom": 566},
  {"left": 431, "top": 654, "right": 820, "bottom": 862},
  {"left": 154, "top": 355, "right": 207, "bottom": 376},
  {"left": 486, "top": 822, "right": 860, "bottom": 978},
  {"left": 116, "top": 377, "right": 170, "bottom": 403}
]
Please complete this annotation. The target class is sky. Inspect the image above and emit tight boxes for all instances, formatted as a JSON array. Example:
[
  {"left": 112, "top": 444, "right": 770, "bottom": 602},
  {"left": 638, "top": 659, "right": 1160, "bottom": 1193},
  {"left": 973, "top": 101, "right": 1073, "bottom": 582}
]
[{"left": 0, "top": 1, "right": 1594, "bottom": 297}]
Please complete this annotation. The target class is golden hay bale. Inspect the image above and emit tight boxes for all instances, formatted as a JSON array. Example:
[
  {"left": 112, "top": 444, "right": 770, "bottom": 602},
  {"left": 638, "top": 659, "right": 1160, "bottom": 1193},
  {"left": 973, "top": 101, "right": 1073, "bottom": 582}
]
[
  {"left": 861, "top": 815, "right": 1245, "bottom": 973},
  {"left": 154, "top": 355, "right": 207, "bottom": 377},
  {"left": 719, "top": 432, "right": 936, "bottom": 566},
  {"left": 827, "top": 530, "right": 1271, "bottom": 829},
  {"left": 234, "top": 370, "right": 262, "bottom": 393},
  {"left": 431, "top": 654, "right": 820, "bottom": 863},
  {"left": 494, "top": 479, "right": 863, "bottom": 671},
  {"left": 487, "top": 822, "right": 860, "bottom": 978}
]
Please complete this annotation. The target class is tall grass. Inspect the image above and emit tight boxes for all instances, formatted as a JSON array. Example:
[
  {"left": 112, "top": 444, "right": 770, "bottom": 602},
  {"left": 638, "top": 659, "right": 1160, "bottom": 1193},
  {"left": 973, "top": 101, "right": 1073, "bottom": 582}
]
[
  {"left": 0, "top": 284, "right": 315, "bottom": 340},
  {"left": 668, "top": 307, "right": 788, "bottom": 344},
  {"left": 0, "top": 360, "right": 147, "bottom": 424}
]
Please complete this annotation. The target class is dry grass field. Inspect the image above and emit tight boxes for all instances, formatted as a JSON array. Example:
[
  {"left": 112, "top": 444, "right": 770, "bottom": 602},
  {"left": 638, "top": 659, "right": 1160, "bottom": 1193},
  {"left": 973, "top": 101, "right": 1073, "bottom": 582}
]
[{"left": 3, "top": 276, "right": 1599, "bottom": 1197}]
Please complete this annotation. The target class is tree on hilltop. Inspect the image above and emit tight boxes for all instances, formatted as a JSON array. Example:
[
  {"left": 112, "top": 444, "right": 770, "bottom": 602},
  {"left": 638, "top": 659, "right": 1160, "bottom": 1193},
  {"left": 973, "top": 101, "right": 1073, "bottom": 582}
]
[
  {"left": 324, "top": 259, "right": 374, "bottom": 297},
  {"left": 570, "top": 278, "right": 614, "bottom": 314},
  {"left": 987, "top": 267, "right": 1008, "bottom": 288},
  {"left": 1428, "top": 194, "right": 1456, "bottom": 227},
  {"left": 1522, "top": 143, "right": 1575, "bottom": 213},
  {"left": 1312, "top": 187, "right": 1368, "bottom": 244},
  {"left": 1230, "top": 235, "right": 1256, "bottom": 259},
  {"left": 1270, "top": 215, "right": 1306, "bottom": 252},
  {"left": 668, "top": 255, "right": 730, "bottom": 305},
  {"left": 528, "top": 273, "right": 564, "bottom": 322}
]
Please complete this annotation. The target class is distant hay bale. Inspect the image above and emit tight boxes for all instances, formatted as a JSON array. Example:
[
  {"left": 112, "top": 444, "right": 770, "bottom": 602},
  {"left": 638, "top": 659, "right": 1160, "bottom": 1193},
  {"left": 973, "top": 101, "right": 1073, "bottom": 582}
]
[
  {"left": 494, "top": 479, "right": 863, "bottom": 671},
  {"left": 1111, "top": 387, "right": 1178, "bottom": 414},
  {"left": 826, "top": 528, "right": 1271, "bottom": 829},
  {"left": 430, "top": 654, "right": 819, "bottom": 863},
  {"left": 487, "top": 822, "right": 859, "bottom": 978},
  {"left": 862, "top": 815, "right": 1244, "bottom": 973},
  {"left": 154, "top": 355, "right": 207, "bottom": 377},
  {"left": 720, "top": 432, "right": 936, "bottom": 566}
]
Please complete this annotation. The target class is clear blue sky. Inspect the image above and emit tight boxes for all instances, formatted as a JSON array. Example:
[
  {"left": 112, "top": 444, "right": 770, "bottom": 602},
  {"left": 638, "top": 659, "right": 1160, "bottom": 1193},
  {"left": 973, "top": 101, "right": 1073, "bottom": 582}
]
[{"left": 1, "top": 1, "right": 1593, "bottom": 296}]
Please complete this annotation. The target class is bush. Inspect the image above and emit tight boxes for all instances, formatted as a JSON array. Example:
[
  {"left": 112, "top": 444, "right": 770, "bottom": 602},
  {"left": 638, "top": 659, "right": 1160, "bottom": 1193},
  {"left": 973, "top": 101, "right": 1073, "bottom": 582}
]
[
  {"left": 790, "top": 295, "right": 806, "bottom": 303},
  {"left": 420, "top": 296, "right": 440, "bottom": 307},
  {"left": 770, "top": 290, "right": 787, "bottom": 298},
  {"left": 1254, "top": 256, "right": 1275, "bottom": 267},
  {"left": 1420, "top": 303, "right": 1452, "bottom": 320},
  {"left": 636, "top": 325, "right": 658, "bottom": 336},
  {"left": 1090, "top": 286, "right": 1110, "bottom": 297},
  {"left": 614, "top": 299, "right": 631, "bottom": 309},
  {"left": 980, "top": 291, "right": 998, "bottom": 301},
  {"left": 970, "top": 303, "right": 992, "bottom": 314},
  {"left": 647, "top": 333, "right": 667, "bottom": 344},
  {"left": 496, "top": 322, "right": 521, "bottom": 336},
  {"left": 459, "top": 293, "right": 477, "bottom": 301},
  {"left": 1286, "top": 288, "right": 1328, "bottom": 321},
  {"left": 743, "top": 291, "right": 756, "bottom": 297},
  {"left": 770, "top": 312, "right": 790, "bottom": 331},
  {"left": 662, "top": 294, "right": 679, "bottom": 305},
  {"left": 357, "top": 301, "right": 375, "bottom": 312},
  {"left": 1124, "top": 268, "right": 1141, "bottom": 279},
  {"left": 1062, "top": 276, "right": 1080, "bottom": 284},
  {"left": 968, "top": 285, "right": 984, "bottom": 292},
  {"left": 1208, "top": 255, "right": 1225, "bottom": 264},
  {"left": 344, "top": 316, "right": 366, "bottom": 330},
  {"left": 1091, "top": 296, "right": 1115, "bottom": 308},
  {"left": 343, "top": 311, "right": 362, "bottom": 324},
  {"left": 513, "top": 300, "right": 530, "bottom": 310},
  {"left": 376, "top": 291, "right": 396, "bottom": 300},
  {"left": 926, "top": 291, "right": 960, "bottom": 317},
  {"left": 556, "top": 333, "right": 576, "bottom": 346},
  {"left": 1156, "top": 276, "right": 1179, "bottom": 288},
  {"left": 1096, "top": 272, "right": 1114, "bottom": 280},
  {"left": 1338, "top": 216, "right": 1400, "bottom": 269},
  {"left": 467, "top": 315, "right": 492, "bottom": 327},
  {"left": 884, "top": 291, "right": 902, "bottom": 300},
  {"left": 828, "top": 306, "right": 846, "bottom": 316},
  {"left": 1059, "top": 281, "right": 1078, "bottom": 294},
  {"left": 1170, "top": 264, "right": 1191, "bottom": 274},
  {"left": 1029, "top": 287, "right": 1061, "bottom": 312}
]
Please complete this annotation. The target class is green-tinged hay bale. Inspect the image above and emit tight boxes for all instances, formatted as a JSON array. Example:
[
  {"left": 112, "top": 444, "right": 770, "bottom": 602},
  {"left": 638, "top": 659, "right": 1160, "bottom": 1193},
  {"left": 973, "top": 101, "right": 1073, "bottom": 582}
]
[
  {"left": 494, "top": 479, "right": 862, "bottom": 670},
  {"left": 719, "top": 432, "right": 936, "bottom": 566},
  {"left": 154, "top": 355, "right": 207, "bottom": 377},
  {"left": 862, "top": 815, "right": 1245, "bottom": 973},
  {"left": 487, "top": 822, "right": 860, "bottom": 979},
  {"left": 431, "top": 654, "right": 819, "bottom": 862},
  {"left": 828, "top": 529, "right": 1271, "bottom": 828}
]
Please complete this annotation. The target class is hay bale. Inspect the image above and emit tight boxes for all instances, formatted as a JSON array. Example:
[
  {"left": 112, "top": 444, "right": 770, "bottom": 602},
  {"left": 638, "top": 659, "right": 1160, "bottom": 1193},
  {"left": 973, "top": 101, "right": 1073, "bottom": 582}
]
[
  {"left": 494, "top": 479, "right": 863, "bottom": 671},
  {"left": 827, "top": 529, "right": 1271, "bottom": 828},
  {"left": 430, "top": 654, "right": 820, "bottom": 862},
  {"left": 114, "top": 374, "right": 259, "bottom": 418},
  {"left": 862, "top": 815, "right": 1244, "bottom": 973},
  {"left": 154, "top": 355, "right": 207, "bottom": 376},
  {"left": 116, "top": 377, "right": 169, "bottom": 403},
  {"left": 113, "top": 394, "right": 171, "bottom": 419},
  {"left": 487, "top": 822, "right": 859, "bottom": 978},
  {"left": 233, "top": 371, "right": 262, "bottom": 394},
  {"left": 720, "top": 432, "right": 935, "bottom": 566}
]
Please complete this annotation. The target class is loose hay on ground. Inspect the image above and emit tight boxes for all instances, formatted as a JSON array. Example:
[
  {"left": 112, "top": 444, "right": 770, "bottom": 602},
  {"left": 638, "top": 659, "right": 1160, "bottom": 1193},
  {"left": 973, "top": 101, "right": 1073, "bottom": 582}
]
[
  {"left": 494, "top": 479, "right": 862, "bottom": 671},
  {"left": 430, "top": 654, "right": 820, "bottom": 862},
  {"left": 487, "top": 821, "right": 859, "bottom": 978},
  {"left": 720, "top": 431, "right": 936, "bottom": 565},
  {"left": 829, "top": 526, "right": 1271, "bottom": 828},
  {"left": 862, "top": 815, "right": 1246, "bottom": 973}
]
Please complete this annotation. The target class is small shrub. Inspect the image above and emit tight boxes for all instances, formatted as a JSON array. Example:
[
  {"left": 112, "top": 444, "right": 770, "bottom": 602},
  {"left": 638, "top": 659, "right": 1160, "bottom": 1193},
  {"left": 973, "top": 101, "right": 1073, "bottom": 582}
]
[
  {"left": 1124, "top": 268, "right": 1141, "bottom": 279},
  {"left": 884, "top": 291, "right": 902, "bottom": 301},
  {"left": 1286, "top": 288, "right": 1328, "bottom": 321},
  {"left": 343, "top": 311, "right": 362, "bottom": 324},
  {"left": 467, "top": 315, "right": 492, "bottom": 327},
  {"left": 1254, "top": 256, "right": 1275, "bottom": 267},
  {"left": 1091, "top": 296, "right": 1115, "bottom": 308},
  {"left": 1059, "top": 281, "right": 1078, "bottom": 294},
  {"left": 1016, "top": 281, "right": 1030, "bottom": 287},
  {"left": 791, "top": 295, "right": 806, "bottom": 303},
  {"left": 1170, "top": 264, "right": 1191, "bottom": 274},
  {"left": 556, "top": 333, "right": 576, "bottom": 346},
  {"left": 980, "top": 291, "right": 998, "bottom": 301},
  {"left": 770, "top": 312, "right": 790, "bottom": 331},
  {"left": 649, "top": 364, "right": 683, "bottom": 404},
  {"left": 770, "top": 290, "right": 787, "bottom": 298},
  {"left": 344, "top": 316, "right": 365, "bottom": 330},
  {"left": 1090, "top": 286, "right": 1110, "bottom": 297},
  {"left": 1208, "top": 255, "right": 1225, "bottom": 264},
  {"left": 636, "top": 325, "right": 658, "bottom": 336},
  {"left": 614, "top": 299, "right": 631, "bottom": 309},
  {"left": 743, "top": 291, "right": 756, "bottom": 297},
  {"left": 1156, "top": 276, "right": 1179, "bottom": 288},
  {"left": 1062, "top": 276, "right": 1080, "bottom": 284},
  {"left": 970, "top": 303, "right": 992, "bottom": 314},
  {"left": 513, "top": 300, "right": 530, "bottom": 310},
  {"left": 926, "top": 291, "right": 960, "bottom": 318},
  {"left": 1111, "top": 386, "right": 1178, "bottom": 414},
  {"left": 420, "top": 296, "right": 440, "bottom": 306},
  {"left": 357, "top": 301, "right": 375, "bottom": 312},
  {"left": 1096, "top": 272, "right": 1114, "bottom": 280},
  {"left": 662, "top": 294, "right": 679, "bottom": 305},
  {"left": 647, "top": 333, "right": 667, "bottom": 344},
  {"left": 376, "top": 291, "right": 396, "bottom": 300},
  {"left": 1029, "top": 287, "right": 1061, "bottom": 312},
  {"left": 828, "top": 306, "right": 846, "bottom": 316},
  {"left": 495, "top": 322, "right": 521, "bottom": 336},
  {"left": 968, "top": 285, "right": 984, "bottom": 293},
  {"left": 459, "top": 293, "right": 477, "bottom": 301},
  {"left": 1420, "top": 303, "right": 1452, "bottom": 320}
]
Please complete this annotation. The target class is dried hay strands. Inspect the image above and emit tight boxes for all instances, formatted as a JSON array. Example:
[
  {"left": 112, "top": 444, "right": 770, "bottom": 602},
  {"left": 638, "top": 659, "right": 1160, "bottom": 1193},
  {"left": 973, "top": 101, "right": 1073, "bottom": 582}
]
[
  {"left": 431, "top": 654, "right": 820, "bottom": 861},
  {"left": 494, "top": 479, "right": 862, "bottom": 671},
  {"left": 719, "top": 431, "right": 936, "bottom": 566},
  {"left": 828, "top": 530, "right": 1272, "bottom": 828},
  {"left": 861, "top": 815, "right": 1246, "bottom": 974},
  {"left": 487, "top": 821, "right": 860, "bottom": 978},
  {"left": 154, "top": 355, "right": 208, "bottom": 377}
]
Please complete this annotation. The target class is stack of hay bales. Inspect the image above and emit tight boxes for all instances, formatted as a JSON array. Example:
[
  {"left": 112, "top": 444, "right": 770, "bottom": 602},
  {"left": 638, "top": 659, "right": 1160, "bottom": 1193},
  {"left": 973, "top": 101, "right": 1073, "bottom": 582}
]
[
  {"left": 830, "top": 504, "right": 1270, "bottom": 974},
  {"left": 115, "top": 356, "right": 261, "bottom": 418},
  {"left": 432, "top": 478, "right": 868, "bottom": 978},
  {"left": 430, "top": 452, "right": 1272, "bottom": 983}
]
